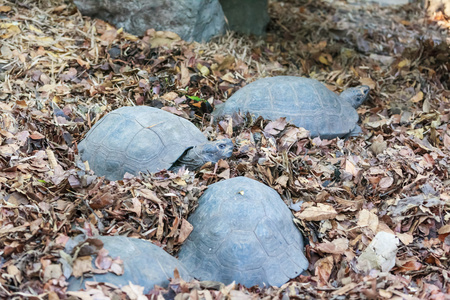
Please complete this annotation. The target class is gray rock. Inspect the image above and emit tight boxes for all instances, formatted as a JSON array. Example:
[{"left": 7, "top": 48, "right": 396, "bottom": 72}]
[
  {"left": 73, "top": 0, "right": 226, "bottom": 42},
  {"left": 219, "top": 0, "right": 269, "bottom": 36}
]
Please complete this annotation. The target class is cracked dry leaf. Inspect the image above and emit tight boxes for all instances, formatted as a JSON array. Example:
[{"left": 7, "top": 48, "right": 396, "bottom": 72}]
[
  {"left": 356, "top": 232, "right": 399, "bottom": 273},
  {"left": 43, "top": 264, "right": 63, "bottom": 282},
  {"left": 110, "top": 258, "right": 124, "bottom": 276},
  {"left": 263, "top": 117, "right": 287, "bottom": 136},
  {"left": 315, "top": 256, "right": 334, "bottom": 287},
  {"left": 122, "top": 282, "right": 146, "bottom": 300},
  {"left": 295, "top": 203, "right": 337, "bottom": 221},
  {"left": 378, "top": 176, "right": 394, "bottom": 190},
  {"left": 357, "top": 209, "right": 379, "bottom": 234},
  {"left": 316, "top": 238, "right": 349, "bottom": 254},
  {"left": 95, "top": 248, "right": 112, "bottom": 270},
  {"left": 177, "top": 219, "right": 193, "bottom": 244},
  {"left": 180, "top": 63, "right": 190, "bottom": 87},
  {"left": 396, "top": 232, "right": 413, "bottom": 245},
  {"left": 370, "top": 135, "right": 387, "bottom": 155},
  {"left": 72, "top": 256, "right": 93, "bottom": 278}
]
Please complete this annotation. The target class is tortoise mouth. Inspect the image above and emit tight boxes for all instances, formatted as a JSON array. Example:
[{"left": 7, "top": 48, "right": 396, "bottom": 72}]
[{"left": 224, "top": 149, "right": 233, "bottom": 158}]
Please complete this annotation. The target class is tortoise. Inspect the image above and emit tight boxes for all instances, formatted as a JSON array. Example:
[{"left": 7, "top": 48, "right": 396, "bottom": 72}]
[
  {"left": 178, "top": 176, "right": 308, "bottom": 287},
  {"left": 212, "top": 76, "right": 370, "bottom": 139},
  {"left": 66, "top": 235, "right": 192, "bottom": 293},
  {"left": 78, "top": 106, "right": 233, "bottom": 181}
]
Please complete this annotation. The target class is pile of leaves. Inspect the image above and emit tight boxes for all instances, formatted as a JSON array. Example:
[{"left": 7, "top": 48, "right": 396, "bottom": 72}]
[{"left": 0, "top": 0, "right": 449, "bottom": 298}]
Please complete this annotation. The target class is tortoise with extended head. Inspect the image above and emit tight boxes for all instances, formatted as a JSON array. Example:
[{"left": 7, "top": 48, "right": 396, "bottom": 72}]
[
  {"left": 178, "top": 176, "right": 308, "bottom": 287},
  {"left": 66, "top": 235, "right": 192, "bottom": 293},
  {"left": 212, "top": 76, "right": 370, "bottom": 139},
  {"left": 78, "top": 106, "right": 233, "bottom": 180}
]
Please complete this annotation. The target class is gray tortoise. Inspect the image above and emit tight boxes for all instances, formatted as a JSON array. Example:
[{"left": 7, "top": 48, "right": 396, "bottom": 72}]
[
  {"left": 178, "top": 176, "right": 308, "bottom": 287},
  {"left": 67, "top": 236, "right": 192, "bottom": 293},
  {"left": 212, "top": 76, "right": 370, "bottom": 139},
  {"left": 78, "top": 106, "right": 233, "bottom": 181}
]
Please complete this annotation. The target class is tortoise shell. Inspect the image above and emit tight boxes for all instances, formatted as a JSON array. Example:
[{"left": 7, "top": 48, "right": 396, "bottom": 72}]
[
  {"left": 67, "top": 236, "right": 192, "bottom": 293},
  {"left": 213, "top": 76, "right": 362, "bottom": 139},
  {"left": 78, "top": 106, "right": 207, "bottom": 180},
  {"left": 178, "top": 177, "right": 308, "bottom": 287}
]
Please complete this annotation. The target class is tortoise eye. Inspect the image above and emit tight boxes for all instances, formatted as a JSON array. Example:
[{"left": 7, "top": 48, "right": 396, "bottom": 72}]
[{"left": 219, "top": 144, "right": 226, "bottom": 149}]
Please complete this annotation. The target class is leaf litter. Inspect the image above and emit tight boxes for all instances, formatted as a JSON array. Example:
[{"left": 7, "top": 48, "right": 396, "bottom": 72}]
[{"left": 0, "top": 0, "right": 449, "bottom": 299}]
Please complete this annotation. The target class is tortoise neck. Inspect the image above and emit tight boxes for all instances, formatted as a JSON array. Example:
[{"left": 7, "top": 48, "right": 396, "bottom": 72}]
[{"left": 169, "top": 146, "right": 205, "bottom": 172}]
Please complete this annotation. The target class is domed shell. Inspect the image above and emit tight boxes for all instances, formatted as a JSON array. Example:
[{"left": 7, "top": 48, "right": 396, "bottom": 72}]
[
  {"left": 67, "top": 236, "right": 192, "bottom": 293},
  {"left": 78, "top": 106, "right": 207, "bottom": 180},
  {"left": 212, "top": 76, "right": 359, "bottom": 139},
  {"left": 178, "top": 177, "right": 308, "bottom": 287}
]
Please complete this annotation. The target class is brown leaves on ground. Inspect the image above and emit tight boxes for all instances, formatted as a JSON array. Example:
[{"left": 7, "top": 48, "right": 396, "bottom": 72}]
[{"left": 0, "top": 0, "right": 449, "bottom": 299}]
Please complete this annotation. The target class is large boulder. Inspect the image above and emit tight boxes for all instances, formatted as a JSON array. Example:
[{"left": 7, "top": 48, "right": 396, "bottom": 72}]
[
  {"left": 219, "top": 0, "right": 269, "bottom": 36},
  {"left": 73, "top": 0, "right": 226, "bottom": 42}
]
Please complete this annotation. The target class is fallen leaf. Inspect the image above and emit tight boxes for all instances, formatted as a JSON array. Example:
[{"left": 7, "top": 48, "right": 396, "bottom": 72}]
[
  {"left": 177, "top": 219, "right": 193, "bottom": 244},
  {"left": 180, "top": 64, "right": 190, "bottom": 87},
  {"left": 316, "top": 238, "right": 349, "bottom": 254},
  {"left": 0, "top": 6, "right": 11, "bottom": 12},
  {"left": 396, "top": 233, "right": 413, "bottom": 245},
  {"left": 359, "top": 77, "right": 376, "bottom": 89},
  {"left": 356, "top": 232, "right": 399, "bottom": 272},
  {"left": 72, "top": 256, "right": 93, "bottom": 277},
  {"left": 315, "top": 256, "right": 334, "bottom": 286},
  {"left": 358, "top": 209, "right": 379, "bottom": 233},
  {"left": 295, "top": 203, "right": 337, "bottom": 221},
  {"left": 89, "top": 192, "right": 114, "bottom": 209},
  {"left": 264, "top": 118, "right": 287, "bottom": 135},
  {"left": 378, "top": 176, "right": 393, "bottom": 190},
  {"left": 410, "top": 91, "right": 424, "bottom": 103}
]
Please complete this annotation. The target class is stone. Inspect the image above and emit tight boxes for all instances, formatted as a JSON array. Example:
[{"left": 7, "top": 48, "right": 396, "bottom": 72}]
[
  {"left": 73, "top": 0, "right": 226, "bottom": 42},
  {"left": 219, "top": 0, "right": 270, "bottom": 36}
]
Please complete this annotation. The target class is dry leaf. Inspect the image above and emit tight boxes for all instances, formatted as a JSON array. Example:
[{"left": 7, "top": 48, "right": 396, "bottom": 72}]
[
  {"left": 72, "top": 256, "right": 93, "bottom": 277},
  {"left": 177, "top": 219, "right": 193, "bottom": 244},
  {"left": 316, "top": 238, "right": 349, "bottom": 254},
  {"left": 295, "top": 203, "right": 337, "bottom": 221},
  {"left": 378, "top": 176, "right": 393, "bottom": 190},
  {"left": 410, "top": 91, "right": 424, "bottom": 103},
  {"left": 180, "top": 64, "right": 190, "bottom": 87},
  {"left": 358, "top": 209, "right": 379, "bottom": 233}
]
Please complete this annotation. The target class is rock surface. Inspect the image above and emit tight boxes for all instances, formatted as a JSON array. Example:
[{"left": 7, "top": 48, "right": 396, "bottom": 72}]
[
  {"left": 73, "top": 0, "right": 226, "bottom": 42},
  {"left": 219, "top": 0, "right": 270, "bottom": 35}
]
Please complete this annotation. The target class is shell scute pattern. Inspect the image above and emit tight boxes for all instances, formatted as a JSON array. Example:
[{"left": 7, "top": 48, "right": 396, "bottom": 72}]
[
  {"left": 216, "top": 232, "right": 266, "bottom": 269},
  {"left": 213, "top": 76, "right": 362, "bottom": 138},
  {"left": 78, "top": 106, "right": 207, "bottom": 180},
  {"left": 254, "top": 217, "right": 287, "bottom": 256},
  {"left": 67, "top": 236, "right": 192, "bottom": 293},
  {"left": 178, "top": 177, "right": 308, "bottom": 287}
]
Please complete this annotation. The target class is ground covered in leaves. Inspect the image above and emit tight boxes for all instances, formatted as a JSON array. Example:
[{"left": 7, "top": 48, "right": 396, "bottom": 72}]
[{"left": 1, "top": 0, "right": 450, "bottom": 299}]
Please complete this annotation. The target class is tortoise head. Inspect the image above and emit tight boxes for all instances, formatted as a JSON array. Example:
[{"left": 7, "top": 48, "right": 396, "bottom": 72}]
[
  {"left": 197, "top": 139, "right": 234, "bottom": 164},
  {"left": 340, "top": 85, "right": 370, "bottom": 108},
  {"left": 171, "top": 139, "right": 234, "bottom": 171}
]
